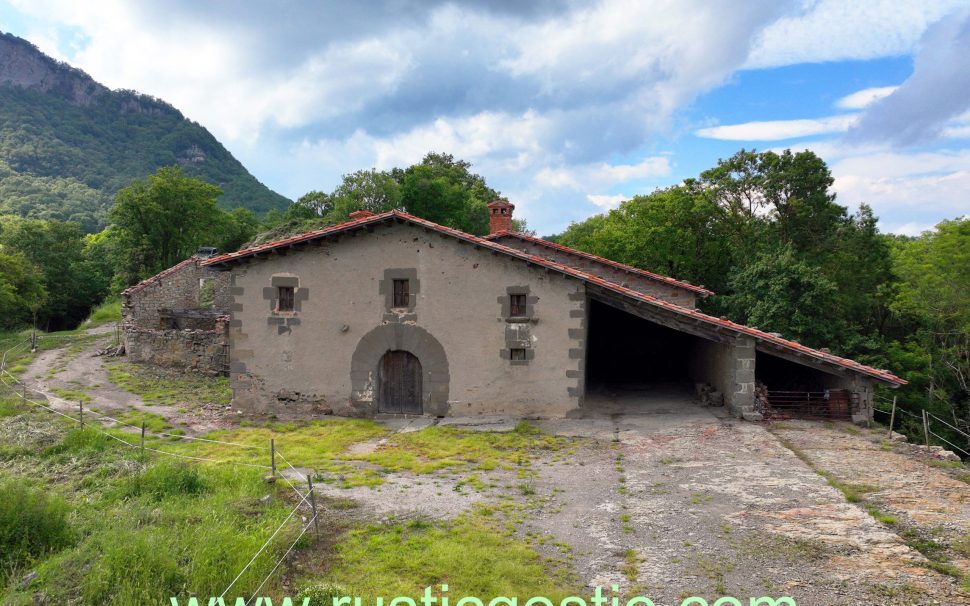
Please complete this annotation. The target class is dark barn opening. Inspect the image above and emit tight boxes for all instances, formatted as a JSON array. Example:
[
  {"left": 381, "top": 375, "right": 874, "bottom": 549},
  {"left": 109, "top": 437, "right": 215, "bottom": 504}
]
[
  {"left": 755, "top": 350, "right": 856, "bottom": 420},
  {"left": 586, "top": 298, "right": 697, "bottom": 389}
]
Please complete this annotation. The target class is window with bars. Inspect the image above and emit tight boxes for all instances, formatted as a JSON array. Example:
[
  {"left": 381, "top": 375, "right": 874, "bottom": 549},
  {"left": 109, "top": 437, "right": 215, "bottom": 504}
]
[
  {"left": 392, "top": 279, "right": 410, "bottom": 308},
  {"left": 277, "top": 286, "right": 295, "bottom": 312},
  {"left": 509, "top": 293, "right": 527, "bottom": 317},
  {"left": 510, "top": 348, "right": 527, "bottom": 361}
]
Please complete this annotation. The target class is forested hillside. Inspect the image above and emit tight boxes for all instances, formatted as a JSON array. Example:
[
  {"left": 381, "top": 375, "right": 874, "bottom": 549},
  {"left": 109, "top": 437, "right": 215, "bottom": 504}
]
[{"left": 0, "top": 32, "right": 289, "bottom": 231}]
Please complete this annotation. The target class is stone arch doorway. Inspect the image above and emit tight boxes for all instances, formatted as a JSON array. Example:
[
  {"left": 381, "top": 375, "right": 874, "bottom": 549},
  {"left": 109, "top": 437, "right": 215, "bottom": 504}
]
[
  {"left": 378, "top": 350, "right": 423, "bottom": 414},
  {"left": 350, "top": 323, "right": 450, "bottom": 416}
]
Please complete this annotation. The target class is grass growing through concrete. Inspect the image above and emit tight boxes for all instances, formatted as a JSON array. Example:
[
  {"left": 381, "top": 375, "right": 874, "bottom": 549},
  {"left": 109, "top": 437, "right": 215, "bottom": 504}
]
[
  {"left": 356, "top": 422, "right": 568, "bottom": 474},
  {"left": 106, "top": 362, "right": 231, "bottom": 407},
  {"left": 180, "top": 420, "right": 570, "bottom": 488}
]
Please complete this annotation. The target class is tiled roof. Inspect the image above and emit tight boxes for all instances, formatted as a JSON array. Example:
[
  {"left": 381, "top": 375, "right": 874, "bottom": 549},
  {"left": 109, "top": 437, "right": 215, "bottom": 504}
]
[
  {"left": 485, "top": 230, "right": 714, "bottom": 297},
  {"left": 122, "top": 256, "right": 197, "bottom": 295},
  {"left": 203, "top": 210, "right": 905, "bottom": 386}
]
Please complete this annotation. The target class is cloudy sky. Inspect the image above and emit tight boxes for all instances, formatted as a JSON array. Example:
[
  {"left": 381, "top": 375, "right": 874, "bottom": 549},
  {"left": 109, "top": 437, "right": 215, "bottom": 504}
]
[{"left": 2, "top": 0, "right": 969, "bottom": 235}]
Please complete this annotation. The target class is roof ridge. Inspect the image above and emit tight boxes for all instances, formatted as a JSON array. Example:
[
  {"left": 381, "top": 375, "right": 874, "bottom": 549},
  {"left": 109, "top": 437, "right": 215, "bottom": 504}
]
[
  {"left": 485, "top": 230, "right": 714, "bottom": 296},
  {"left": 202, "top": 210, "right": 904, "bottom": 386}
]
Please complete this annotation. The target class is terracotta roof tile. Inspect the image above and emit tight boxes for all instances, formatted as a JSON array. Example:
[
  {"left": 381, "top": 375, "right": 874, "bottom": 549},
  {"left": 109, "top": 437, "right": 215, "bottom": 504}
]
[
  {"left": 485, "top": 230, "right": 714, "bottom": 296},
  {"left": 203, "top": 210, "right": 905, "bottom": 386},
  {"left": 122, "top": 257, "right": 198, "bottom": 295}
]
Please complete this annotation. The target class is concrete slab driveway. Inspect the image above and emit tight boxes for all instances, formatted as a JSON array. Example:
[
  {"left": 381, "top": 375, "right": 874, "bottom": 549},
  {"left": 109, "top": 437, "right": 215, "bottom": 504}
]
[{"left": 521, "top": 391, "right": 970, "bottom": 606}]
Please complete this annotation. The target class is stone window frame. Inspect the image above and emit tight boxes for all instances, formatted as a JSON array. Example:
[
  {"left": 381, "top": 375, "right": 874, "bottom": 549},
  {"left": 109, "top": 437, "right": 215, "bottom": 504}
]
[
  {"left": 497, "top": 285, "right": 538, "bottom": 323},
  {"left": 380, "top": 268, "right": 419, "bottom": 316},
  {"left": 498, "top": 285, "right": 538, "bottom": 365},
  {"left": 263, "top": 275, "right": 308, "bottom": 334}
]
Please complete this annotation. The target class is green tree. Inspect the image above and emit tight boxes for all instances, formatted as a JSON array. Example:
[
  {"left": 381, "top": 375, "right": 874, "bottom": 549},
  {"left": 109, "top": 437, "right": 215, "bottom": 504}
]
[
  {"left": 398, "top": 153, "right": 499, "bottom": 235},
  {"left": 891, "top": 219, "right": 970, "bottom": 412},
  {"left": 724, "top": 246, "right": 842, "bottom": 348},
  {"left": 0, "top": 251, "right": 46, "bottom": 329},
  {"left": 0, "top": 215, "right": 107, "bottom": 329},
  {"left": 331, "top": 169, "right": 401, "bottom": 218},
  {"left": 110, "top": 166, "right": 223, "bottom": 285}
]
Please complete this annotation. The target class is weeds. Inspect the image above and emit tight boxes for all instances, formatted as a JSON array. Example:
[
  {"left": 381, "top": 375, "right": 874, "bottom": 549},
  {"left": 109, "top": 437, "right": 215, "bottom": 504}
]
[
  {"left": 106, "top": 362, "right": 231, "bottom": 407},
  {"left": 0, "top": 479, "right": 73, "bottom": 577}
]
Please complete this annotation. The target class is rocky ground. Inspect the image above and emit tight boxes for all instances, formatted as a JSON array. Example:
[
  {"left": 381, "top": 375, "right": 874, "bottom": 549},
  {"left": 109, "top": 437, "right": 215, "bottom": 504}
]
[{"left": 11, "top": 331, "right": 970, "bottom": 605}]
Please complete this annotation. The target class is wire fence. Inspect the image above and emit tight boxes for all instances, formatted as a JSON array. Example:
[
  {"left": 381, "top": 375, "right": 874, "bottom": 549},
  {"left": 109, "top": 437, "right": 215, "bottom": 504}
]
[
  {"left": 873, "top": 393, "right": 970, "bottom": 459},
  {"left": 0, "top": 331, "right": 323, "bottom": 601}
]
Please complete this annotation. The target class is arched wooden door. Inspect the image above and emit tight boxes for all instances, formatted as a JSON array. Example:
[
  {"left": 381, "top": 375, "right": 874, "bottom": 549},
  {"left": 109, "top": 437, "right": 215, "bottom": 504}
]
[{"left": 378, "top": 350, "right": 423, "bottom": 414}]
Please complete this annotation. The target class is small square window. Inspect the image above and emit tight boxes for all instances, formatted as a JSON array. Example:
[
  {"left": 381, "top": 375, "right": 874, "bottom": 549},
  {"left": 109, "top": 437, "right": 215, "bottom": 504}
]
[
  {"left": 509, "top": 294, "right": 527, "bottom": 317},
  {"left": 392, "top": 279, "right": 410, "bottom": 308},
  {"left": 277, "top": 286, "right": 295, "bottom": 312},
  {"left": 510, "top": 348, "right": 527, "bottom": 361}
]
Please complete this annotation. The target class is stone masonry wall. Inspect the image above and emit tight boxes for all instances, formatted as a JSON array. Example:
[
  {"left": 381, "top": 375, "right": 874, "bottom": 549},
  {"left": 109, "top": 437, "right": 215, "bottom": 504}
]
[
  {"left": 125, "top": 317, "right": 229, "bottom": 374},
  {"left": 122, "top": 256, "right": 230, "bottom": 330},
  {"left": 122, "top": 255, "right": 231, "bottom": 374}
]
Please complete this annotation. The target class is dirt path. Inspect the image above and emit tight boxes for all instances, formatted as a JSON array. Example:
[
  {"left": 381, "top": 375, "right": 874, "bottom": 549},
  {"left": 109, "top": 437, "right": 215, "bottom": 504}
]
[{"left": 20, "top": 328, "right": 230, "bottom": 434}]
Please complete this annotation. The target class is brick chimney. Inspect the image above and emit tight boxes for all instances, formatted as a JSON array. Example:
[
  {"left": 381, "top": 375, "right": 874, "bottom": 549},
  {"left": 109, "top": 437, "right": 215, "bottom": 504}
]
[
  {"left": 349, "top": 210, "right": 375, "bottom": 220},
  {"left": 487, "top": 199, "right": 515, "bottom": 234}
]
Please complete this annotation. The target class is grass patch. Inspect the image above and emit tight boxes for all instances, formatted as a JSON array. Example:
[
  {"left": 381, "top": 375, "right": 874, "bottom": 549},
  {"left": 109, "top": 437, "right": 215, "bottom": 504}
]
[
  {"left": 85, "top": 299, "right": 122, "bottom": 326},
  {"left": 106, "top": 362, "right": 231, "bottom": 407},
  {"left": 51, "top": 387, "right": 92, "bottom": 403},
  {"left": 356, "top": 423, "right": 568, "bottom": 475},
  {"left": 0, "top": 479, "right": 73, "bottom": 578},
  {"left": 0, "top": 392, "right": 23, "bottom": 417},
  {"left": 42, "top": 426, "right": 114, "bottom": 457},
  {"left": 622, "top": 548, "right": 638, "bottom": 583},
  {"left": 317, "top": 511, "right": 578, "bottom": 599},
  {"left": 926, "top": 459, "right": 967, "bottom": 470},
  {"left": 865, "top": 504, "right": 898, "bottom": 526},
  {"left": 116, "top": 409, "right": 172, "bottom": 433},
  {"left": 183, "top": 419, "right": 570, "bottom": 488},
  {"left": 1, "top": 420, "right": 299, "bottom": 606}
]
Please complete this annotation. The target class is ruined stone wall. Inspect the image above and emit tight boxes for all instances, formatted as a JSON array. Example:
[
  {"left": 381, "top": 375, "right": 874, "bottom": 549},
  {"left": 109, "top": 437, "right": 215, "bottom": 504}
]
[
  {"left": 122, "top": 255, "right": 231, "bottom": 374},
  {"left": 122, "top": 256, "right": 230, "bottom": 330},
  {"left": 492, "top": 236, "right": 699, "bottom": 308},
  {"left": 125, "top": 318, "right": 229, "bottom": 374},
  {"left": 225, "top": 221, "right": 586, "bottom": 418}
]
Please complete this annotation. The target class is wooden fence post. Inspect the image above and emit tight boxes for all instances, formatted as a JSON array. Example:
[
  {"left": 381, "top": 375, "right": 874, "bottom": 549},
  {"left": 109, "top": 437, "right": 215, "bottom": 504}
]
[
  {"left": 308, "top": 472, "right": 320, "bottom": 537},
  {"left": 270, "top": 439, "right": 276, "bottom": 478},
  {"left": 887, "top": 396, "right": 897, "bottom": 439},
  {"left": 140, "top": 422, "right": 146, "bottom": 459},
  {"left": 78, "top": 400, "right": 83, "bottom": 427},
  {"left": 922, "top": 409, "right": 930, "bottom": 447}
]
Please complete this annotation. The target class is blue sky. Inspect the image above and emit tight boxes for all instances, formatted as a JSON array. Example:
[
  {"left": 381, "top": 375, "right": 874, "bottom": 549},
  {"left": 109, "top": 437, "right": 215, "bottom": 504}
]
[{"left": 1, "top": 0, "right": 968, "bottom": 236}]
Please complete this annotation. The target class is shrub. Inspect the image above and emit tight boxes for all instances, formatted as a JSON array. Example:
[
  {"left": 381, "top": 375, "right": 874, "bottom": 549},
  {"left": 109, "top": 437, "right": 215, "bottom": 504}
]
[
  {"left": 0, "top": 480, "right": 73, "bottom": 574},
  {"left": 298, "top": 583, "right": 349, "bottom": 606}
]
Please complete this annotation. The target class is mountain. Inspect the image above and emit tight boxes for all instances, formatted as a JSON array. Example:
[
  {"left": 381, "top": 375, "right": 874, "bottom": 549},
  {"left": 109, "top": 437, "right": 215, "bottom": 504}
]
[{"left": 0, "top": 32, "right": 290, "bottom": 231}]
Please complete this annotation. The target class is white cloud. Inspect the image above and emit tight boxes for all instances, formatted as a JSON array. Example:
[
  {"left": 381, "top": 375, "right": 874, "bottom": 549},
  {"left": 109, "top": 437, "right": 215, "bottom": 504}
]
[
  {"left": 695, "top": 115, "right": 858, "bottom": 141},
  {"left": 847, "top": 9, "right": 970, "bottom": 146},
  {"left": 835, "top": 86, "right": 899, "bottom": 110},
  {"left": 586, "top": 194, "right": 627, "bottom": 210},
  {"left": 536, "top": 157, "right": 671, "bottom": 191},
  {"left": 746, "top": 0, "right": 968, "bottom": 68}
]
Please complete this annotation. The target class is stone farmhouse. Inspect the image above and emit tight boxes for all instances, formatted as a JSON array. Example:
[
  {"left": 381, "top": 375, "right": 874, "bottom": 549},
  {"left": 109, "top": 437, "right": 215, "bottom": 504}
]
[{"left": 123, "top": 200, "right": 904, "bottom": 421}]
